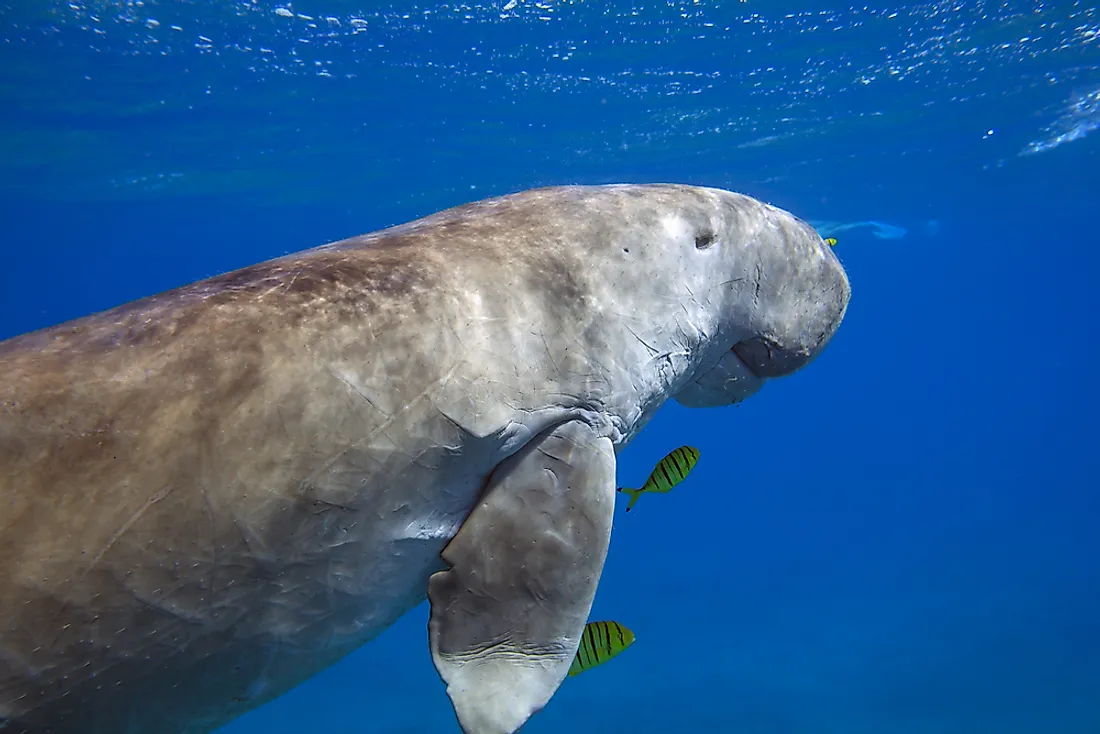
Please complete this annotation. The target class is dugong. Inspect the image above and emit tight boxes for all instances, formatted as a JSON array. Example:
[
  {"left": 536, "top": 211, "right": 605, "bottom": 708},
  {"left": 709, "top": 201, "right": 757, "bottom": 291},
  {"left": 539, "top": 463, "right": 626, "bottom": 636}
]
[{"left": 0, "top": 184, "right": 850, "bottom": 734}]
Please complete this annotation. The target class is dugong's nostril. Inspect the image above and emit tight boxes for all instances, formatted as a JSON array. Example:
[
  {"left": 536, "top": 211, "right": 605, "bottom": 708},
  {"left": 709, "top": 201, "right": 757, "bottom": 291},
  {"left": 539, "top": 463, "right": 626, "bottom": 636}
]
[
  {"left": 732, "top": 336, "right": 811, "bottom": 379},
  {"left": 694, "top": 230, "right": 717, "bottom": 250}
]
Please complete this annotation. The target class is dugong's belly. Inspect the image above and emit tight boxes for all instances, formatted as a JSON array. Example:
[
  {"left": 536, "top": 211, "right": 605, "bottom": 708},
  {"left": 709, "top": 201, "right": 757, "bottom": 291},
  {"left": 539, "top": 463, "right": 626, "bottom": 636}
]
[
  {"left": 0, "top": 436, "right": 480, "bottom": 732},
  {"left": 0, "top": 393, "right": 578, "bottom": 734}
]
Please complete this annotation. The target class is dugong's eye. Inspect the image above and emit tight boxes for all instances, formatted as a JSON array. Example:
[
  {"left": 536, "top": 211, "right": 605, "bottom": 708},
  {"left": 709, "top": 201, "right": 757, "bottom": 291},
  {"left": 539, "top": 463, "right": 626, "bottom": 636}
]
[{"left": 694, "top": 230, "right": 717, "bottom": 250}]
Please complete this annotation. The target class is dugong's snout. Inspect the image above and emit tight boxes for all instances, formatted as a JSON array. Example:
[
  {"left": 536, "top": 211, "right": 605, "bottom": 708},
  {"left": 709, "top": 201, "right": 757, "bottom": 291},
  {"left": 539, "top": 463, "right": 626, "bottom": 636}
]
[
  {"left": 675, "top": 202, "right": 851, "bottom": 408},
  {"left": 732, "top": 236, "right": 851, "bottom": 379}
]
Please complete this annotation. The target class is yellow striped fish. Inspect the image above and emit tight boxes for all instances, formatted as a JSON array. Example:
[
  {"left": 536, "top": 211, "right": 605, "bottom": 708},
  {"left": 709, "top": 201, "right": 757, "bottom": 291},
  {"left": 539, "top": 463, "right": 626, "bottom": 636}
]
[
  {"left": 617, "top": 445, "right": 700, "bottom": 512},
  {"left": 824, "top": 237, "right": 838, "bottom": 247},
  {"left": 568, "top": 621, "right": 635, "bottom": 677}
]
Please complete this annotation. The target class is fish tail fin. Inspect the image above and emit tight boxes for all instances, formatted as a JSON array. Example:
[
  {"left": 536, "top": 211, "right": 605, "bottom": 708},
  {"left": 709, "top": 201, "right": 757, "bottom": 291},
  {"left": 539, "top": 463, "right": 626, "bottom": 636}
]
[{"left": 619, "top": 488, "right": 641, "bottom": 512}]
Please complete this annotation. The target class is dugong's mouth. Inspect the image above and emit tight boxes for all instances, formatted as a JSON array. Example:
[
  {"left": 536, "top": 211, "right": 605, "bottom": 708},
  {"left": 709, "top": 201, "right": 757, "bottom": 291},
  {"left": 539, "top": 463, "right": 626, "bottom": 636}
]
[
  {"left": 730, "top": 335, "right": 806, "bottom": 379},
  {"left": 673, "top": 342, "right": 766, "bottom": 409},
  {"left": 673, "top": 335, "right": 821, "bottom": 409}
]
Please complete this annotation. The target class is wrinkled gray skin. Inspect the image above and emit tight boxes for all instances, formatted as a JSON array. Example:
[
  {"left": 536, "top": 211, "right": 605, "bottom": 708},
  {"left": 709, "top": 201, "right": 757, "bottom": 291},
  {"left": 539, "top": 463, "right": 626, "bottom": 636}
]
[{"left": 0, "top": 184, "right": 850, "bottom": 734}]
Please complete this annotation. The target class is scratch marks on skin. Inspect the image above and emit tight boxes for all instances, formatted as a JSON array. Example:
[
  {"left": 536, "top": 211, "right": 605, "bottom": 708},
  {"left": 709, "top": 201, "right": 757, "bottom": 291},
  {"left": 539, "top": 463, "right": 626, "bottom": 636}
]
[
  {"left": 281, "top": 267, "right": 306, "bottom": 296},
  {"left": 201, "top": 478, "right": 220, "bottom": 621},
  {"left": 752, "top": 262, "right": 764, "bottom": 310},
  {"left": 620, "top": 311, "right": 690, "bottom": 369},
  {"left": 326, "top": 366, "right": 389, "bottom": 419},
  {"left": 715, "top": 277, "right": 745, "bottom": 292},
  {"left": 622, "top": 321, "right": 659, "bottom": 356},
  {"left": 539, "top": 332, "right": 564, "bottom": 378},
  {"left": 302, "top": 362, "right": 462, "bottom": 509},
  {"left": 88, "top": 486, "right": 173, "bottom": 577},
  {"left": 610, "top": 310, "right": 677, "bottom": 399},
  {"left": 304, "top": 366, "right": 399, "bottom": 497},
  {"left": 537, "top": 327, "right": 615, "bottom": 400},
  {"left": 227, "top": 509, "right": 294, "bottom": 573},
  {"left": 303, "top": 491, "right": 360, "bottom": 516},
  {"left": 47, "top": 486, "right": 174, "bottom": 649}
]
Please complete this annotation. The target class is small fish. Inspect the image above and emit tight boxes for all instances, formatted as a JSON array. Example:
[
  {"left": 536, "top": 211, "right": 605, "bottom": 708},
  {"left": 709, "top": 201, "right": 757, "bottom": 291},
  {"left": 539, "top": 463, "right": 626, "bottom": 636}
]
[
  {"left": 617, "top": 445, "right": 700, "bottom": 512},
  {"left": 569, "top": 621, "right": 636, "bottom": 677},
  {"left": 824, "top": 237, "right": 838, "bottom": 247}
]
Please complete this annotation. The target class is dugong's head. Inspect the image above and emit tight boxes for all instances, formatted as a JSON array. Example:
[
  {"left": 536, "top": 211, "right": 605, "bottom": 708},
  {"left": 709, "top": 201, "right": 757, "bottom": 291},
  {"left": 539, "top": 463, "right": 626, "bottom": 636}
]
[{"left": 656, "top": 186, "right": 851, "bottom": 408}]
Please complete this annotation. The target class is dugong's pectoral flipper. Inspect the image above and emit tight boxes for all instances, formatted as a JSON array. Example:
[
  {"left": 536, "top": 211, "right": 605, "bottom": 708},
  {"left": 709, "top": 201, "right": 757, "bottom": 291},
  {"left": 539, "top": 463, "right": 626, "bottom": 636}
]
[{"left": 428, "top": 420, "right": 616, "bottom": 734}]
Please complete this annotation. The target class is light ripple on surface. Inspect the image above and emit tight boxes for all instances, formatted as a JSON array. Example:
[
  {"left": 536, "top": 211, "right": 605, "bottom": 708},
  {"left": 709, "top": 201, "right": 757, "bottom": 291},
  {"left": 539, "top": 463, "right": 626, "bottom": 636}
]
[{"left": 1, "top": 1, "right": 1098, "bottom": 202}]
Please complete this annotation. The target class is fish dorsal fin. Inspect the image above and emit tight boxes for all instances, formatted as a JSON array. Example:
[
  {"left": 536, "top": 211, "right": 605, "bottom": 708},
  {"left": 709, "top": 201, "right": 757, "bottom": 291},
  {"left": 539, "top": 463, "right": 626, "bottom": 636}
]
[{"left": 428, "top": 420, "right": 617, "bottom": 734}]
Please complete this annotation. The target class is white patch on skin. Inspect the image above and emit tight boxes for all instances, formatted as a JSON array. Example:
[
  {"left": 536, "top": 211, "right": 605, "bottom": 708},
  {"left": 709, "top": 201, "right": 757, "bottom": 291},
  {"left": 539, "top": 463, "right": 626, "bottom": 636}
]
[
  {"left": 660, "top": 214, "right": 692, "bottom": 243},
  {"left": 401, "top": 511, "right": 465, "bottom": 541}
]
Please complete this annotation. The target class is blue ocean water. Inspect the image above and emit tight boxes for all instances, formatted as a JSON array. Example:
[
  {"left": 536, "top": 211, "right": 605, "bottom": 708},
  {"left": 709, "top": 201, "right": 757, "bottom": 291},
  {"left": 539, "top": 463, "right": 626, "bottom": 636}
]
[{"left": 2, "top": 1, "right": 1098, "bottom": 732}]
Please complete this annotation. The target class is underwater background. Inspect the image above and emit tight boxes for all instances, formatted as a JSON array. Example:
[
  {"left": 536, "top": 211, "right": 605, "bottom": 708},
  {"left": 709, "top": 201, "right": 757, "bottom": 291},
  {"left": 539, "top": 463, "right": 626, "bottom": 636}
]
[{"left": 2, "top": 1, "right": 1098, "bottom": 732}]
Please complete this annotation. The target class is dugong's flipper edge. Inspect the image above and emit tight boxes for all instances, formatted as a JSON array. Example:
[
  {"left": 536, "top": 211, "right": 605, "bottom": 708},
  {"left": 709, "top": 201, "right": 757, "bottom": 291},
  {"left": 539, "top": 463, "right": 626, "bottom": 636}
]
[{"left": 427, "top": 420, "right": 616, "bottom": 734}]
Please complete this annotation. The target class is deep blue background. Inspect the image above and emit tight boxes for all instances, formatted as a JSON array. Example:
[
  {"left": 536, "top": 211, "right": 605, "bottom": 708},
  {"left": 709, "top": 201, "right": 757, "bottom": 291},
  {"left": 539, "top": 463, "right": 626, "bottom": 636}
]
[{"left": 2, "top": 1, "right": 1098, "bottom": 732}]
